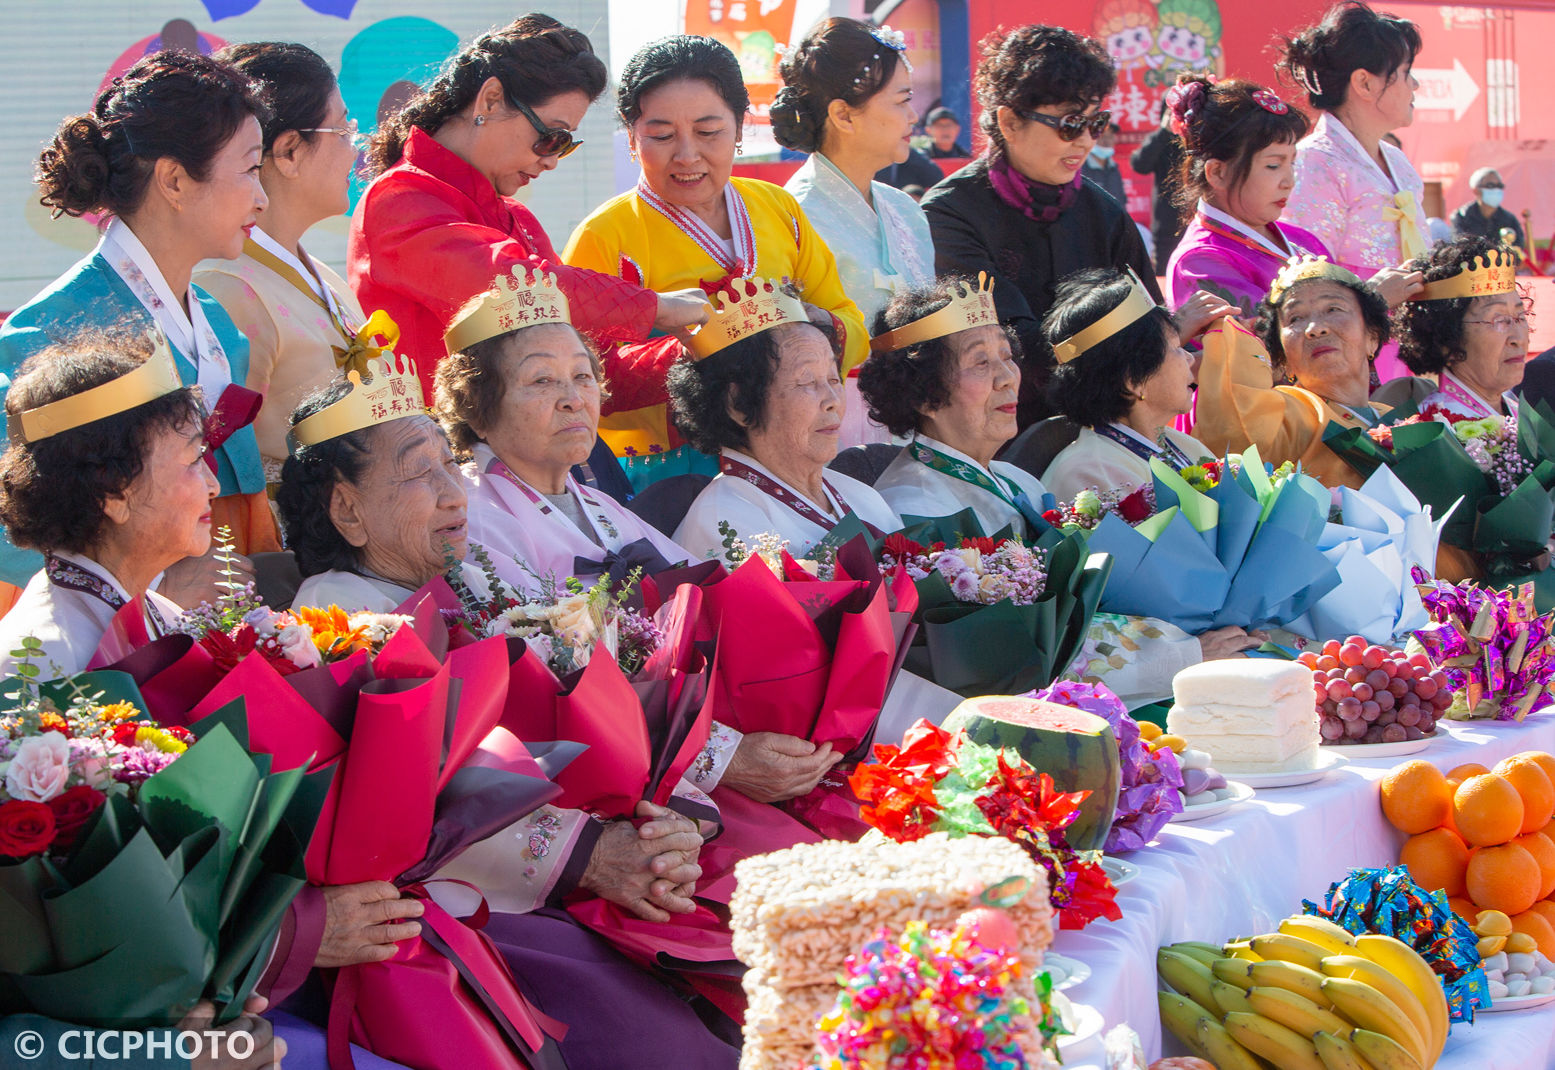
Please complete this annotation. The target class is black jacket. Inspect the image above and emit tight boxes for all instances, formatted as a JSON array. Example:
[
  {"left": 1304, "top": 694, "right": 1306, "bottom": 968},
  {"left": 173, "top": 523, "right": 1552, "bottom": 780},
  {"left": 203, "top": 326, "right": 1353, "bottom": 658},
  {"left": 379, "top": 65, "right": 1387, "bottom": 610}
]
[
  {"left": 1451, "top": 202, "right": 1524, "bottom": 248},
  {"left": 922, "top": 157, "right": 1162, "bottom": 426}
]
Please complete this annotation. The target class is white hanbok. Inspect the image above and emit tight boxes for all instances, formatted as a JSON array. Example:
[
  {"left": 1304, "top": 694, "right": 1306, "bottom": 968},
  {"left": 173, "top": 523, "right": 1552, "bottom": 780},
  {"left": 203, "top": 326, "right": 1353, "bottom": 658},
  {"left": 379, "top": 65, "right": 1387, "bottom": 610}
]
[
  {"left": 462, "top": 444, "right": 690, "bottom": 594},
  {"left": 292, "top": 559, "right": 492, "bottom": 613},
  {"left": 0, "top": 553, "right": 180, "bottom": 679},
  {"left": 874, "top": 434, "right": 1048, "bottom": 538},
  {"left": 1043, "top": 424, "right": 1214, "bottom": 501},
  {"left": 674, "top": 449, "right": 902, "bottom": 565}
]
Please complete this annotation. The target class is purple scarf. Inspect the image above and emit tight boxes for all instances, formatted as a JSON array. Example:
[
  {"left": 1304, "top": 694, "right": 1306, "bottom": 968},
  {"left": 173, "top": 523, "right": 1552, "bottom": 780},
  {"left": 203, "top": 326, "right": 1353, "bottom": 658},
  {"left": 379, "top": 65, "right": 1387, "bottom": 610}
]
[{"left": 987, "top": 151, "right": 1083, "bottom": 223}]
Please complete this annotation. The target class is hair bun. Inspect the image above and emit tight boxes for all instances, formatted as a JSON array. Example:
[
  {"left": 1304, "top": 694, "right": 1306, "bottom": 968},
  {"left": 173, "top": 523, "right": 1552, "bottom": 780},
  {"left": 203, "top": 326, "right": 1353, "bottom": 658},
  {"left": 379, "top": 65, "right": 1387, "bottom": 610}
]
[
  {"left": 1163, "top": 77, "right": 1209, "bottom": 145},
  {"left": 768, "top": 85, "right": 820, "bottom": 153}
]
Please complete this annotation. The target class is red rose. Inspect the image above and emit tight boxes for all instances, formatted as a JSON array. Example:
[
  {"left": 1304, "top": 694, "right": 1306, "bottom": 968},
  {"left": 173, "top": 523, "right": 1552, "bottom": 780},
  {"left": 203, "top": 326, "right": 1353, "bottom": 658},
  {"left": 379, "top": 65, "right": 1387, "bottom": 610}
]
[
  {"left": 112, "top": 722, "right": 144, "bottom": 747},
  {"left": 1118, "top": 488, "right": 1154, "bottom": 523},
  {"left": 0, "top": 800, "right": 57, "bottom": 858},
  {"left": 1042, "top": 509, "right": 1063, "bottom": 524},
  {"left": 46, "top": 785, "right": 106, "bottom": 852}
]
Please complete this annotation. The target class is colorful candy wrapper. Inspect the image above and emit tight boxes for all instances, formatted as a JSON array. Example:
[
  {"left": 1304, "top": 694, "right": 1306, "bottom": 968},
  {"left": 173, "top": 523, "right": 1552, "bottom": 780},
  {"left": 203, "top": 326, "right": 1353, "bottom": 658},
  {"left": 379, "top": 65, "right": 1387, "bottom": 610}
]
[{"left": 1302, "top": 865, "right": 1488, "bottom": 1023}]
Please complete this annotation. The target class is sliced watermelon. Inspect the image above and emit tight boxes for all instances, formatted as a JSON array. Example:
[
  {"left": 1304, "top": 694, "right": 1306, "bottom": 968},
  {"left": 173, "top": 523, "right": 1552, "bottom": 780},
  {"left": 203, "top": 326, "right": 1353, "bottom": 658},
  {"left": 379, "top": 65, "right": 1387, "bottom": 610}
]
[{"left": 942, "top": 696, "right": 1122, "bottom": 852}]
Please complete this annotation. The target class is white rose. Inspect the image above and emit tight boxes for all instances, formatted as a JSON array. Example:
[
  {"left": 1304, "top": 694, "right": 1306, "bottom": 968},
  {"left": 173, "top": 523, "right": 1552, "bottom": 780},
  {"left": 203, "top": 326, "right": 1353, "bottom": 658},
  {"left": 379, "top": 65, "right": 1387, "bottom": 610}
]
[
  {"left": 4, "top": 731, "right": 71, "bottom": 802},
  {"left": 551, "top": 595, "right": 599, "bottom": 646},
  {"left": 276, "top": 624, "right": 322, "bottom": 669}
]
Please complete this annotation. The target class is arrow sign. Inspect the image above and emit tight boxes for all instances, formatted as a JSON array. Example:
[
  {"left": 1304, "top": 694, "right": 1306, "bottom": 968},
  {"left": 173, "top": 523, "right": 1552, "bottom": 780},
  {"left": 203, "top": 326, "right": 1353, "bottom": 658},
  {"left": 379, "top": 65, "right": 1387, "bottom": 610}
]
[{"left": 1414, "top": 58, "right": 1480, "bottom": 121}]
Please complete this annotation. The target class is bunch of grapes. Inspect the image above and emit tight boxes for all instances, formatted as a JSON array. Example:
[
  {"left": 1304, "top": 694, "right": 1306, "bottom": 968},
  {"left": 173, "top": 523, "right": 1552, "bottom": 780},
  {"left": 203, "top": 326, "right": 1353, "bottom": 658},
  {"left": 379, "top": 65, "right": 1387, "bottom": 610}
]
[{"left": 1295, "top": 636, "right": 1452, "bottom": 745}]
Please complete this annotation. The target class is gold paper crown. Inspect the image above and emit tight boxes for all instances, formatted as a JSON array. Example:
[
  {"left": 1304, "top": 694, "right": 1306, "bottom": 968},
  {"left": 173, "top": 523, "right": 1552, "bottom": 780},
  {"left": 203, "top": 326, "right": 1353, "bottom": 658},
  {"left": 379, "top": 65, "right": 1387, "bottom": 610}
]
[
  {"left": 444, "top": 267, "right": 572, "bottom": 356},
  {"left": 1051, "top": 269, "right": 1158, "bottom": 364},
  {"left": 289, "top": 351, "right": 428, "bottom": 450},
  {"left": 13, "top": 331, "right": 184, "bottom": 443},
  {"left": 686, "top": 277, "right": 809, "bottom": 361},
  {"left": 870, "top": 273, "right": 999, "bottom": 353},
  {"left": 1413, "top": 249, "right": 1518, "bottom": 302},
  {"left": 1268, "top": 255, "right": 1364, "bottom": 304}
]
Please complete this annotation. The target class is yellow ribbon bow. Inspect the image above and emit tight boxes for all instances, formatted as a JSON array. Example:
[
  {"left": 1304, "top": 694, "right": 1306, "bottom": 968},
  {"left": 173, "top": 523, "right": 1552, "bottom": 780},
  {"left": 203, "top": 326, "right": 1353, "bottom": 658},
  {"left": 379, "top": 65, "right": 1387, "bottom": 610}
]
[
  {"left": 1383, "top": 191, "right": 1430, "bottom": 262},
  {"left": 331, "top": 309, "right": 401, "bottom": 380}
]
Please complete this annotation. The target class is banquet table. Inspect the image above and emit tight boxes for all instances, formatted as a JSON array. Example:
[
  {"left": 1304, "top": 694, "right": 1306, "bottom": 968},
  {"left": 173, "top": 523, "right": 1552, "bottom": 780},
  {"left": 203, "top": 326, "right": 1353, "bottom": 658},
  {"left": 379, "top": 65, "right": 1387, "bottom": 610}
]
[{"left": 1051, "top": 715, "right": 1555, "bottom": 1070}]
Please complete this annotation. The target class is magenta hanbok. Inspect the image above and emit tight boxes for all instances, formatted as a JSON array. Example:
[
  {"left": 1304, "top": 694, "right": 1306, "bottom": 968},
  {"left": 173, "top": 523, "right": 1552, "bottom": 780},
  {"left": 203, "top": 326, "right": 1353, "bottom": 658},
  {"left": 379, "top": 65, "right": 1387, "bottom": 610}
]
[{"left": 1166, "top": 200, "right": 1331, "bottom": 316}]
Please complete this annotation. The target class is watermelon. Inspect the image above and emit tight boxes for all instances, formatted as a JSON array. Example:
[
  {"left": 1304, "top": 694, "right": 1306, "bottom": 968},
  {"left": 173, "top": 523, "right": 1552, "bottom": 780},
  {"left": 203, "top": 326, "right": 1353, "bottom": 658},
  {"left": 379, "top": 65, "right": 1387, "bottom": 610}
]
[{"left": 942, "top": 696, "right": 1122, "bottom": 852}]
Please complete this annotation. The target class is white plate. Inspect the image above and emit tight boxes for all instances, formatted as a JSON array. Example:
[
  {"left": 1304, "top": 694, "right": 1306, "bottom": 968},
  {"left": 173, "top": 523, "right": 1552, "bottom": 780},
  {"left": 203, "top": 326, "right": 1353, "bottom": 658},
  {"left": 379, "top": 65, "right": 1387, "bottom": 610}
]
[
  {"left": 1481, "top": 990, "right": 1555, "bottom": 1012},
  {"left": 1326, "top": 735, "right": 1436, "bottom": 758},
  {"left": 1170, "top": 780, "right": 1255, "bottom": 823},
  {"left": 1042, "top": 951, "right": 1092, "bottom": 990},
  {"left": 1101, "top": 856, "right": 1139, "bottom": 886},
  {"left": 1056, "top": 997, "right": 1105, "bottom": 1050},
  {"left": 1230, "top": 751, "right": 1350, "bottom": 788}
]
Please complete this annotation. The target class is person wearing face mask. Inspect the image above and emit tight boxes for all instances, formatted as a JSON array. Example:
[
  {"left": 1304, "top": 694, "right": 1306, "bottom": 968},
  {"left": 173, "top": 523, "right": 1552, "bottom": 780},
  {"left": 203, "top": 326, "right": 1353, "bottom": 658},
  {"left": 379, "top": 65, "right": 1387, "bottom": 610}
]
[
  {"left": 1081, "top": 122, "right": 1127, "bottom": 208},
  {"left": 1164, "top": 76, "right": 1328, "bottom": 317},
  {"left": 920, "top": 25, "right": 1158, "bottom": 428},
  {"left": 773, "top": 18, "right": 936, "bottom": 444},
  {"left": 1277, "top": 3, "right": 1428, "bottom": 313},
  {"left": 1451, "top": 168, "right": 1525, "bottom": 248}
]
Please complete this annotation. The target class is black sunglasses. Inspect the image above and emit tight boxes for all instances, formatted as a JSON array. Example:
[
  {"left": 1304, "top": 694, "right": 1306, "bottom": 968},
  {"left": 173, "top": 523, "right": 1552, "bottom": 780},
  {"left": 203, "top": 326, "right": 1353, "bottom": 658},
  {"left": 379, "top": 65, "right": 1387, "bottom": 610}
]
[
  {"left": 1015, "top": 108, "right": 1112, "bottom": 142},
  {"left": 508, "top": 96, "right": 582, "bottom": 159}
]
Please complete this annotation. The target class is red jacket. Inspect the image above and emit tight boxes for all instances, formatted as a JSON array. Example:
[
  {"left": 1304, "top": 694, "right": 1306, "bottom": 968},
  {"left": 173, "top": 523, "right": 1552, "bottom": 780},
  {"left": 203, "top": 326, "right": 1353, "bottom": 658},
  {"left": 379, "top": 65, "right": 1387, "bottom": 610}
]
[{"left": 348, "top": 128, "right": 660, "bottom": 395}]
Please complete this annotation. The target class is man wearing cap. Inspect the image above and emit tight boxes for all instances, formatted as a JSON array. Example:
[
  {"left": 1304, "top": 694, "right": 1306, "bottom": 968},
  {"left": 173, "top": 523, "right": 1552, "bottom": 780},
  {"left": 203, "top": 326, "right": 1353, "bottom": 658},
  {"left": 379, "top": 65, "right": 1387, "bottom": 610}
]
[
  {"left": 1451, "top": 167, "right": 1524, "bottom": 248},
  {"left": 923, "top": 106, "right": 970, "bottom": 158}
]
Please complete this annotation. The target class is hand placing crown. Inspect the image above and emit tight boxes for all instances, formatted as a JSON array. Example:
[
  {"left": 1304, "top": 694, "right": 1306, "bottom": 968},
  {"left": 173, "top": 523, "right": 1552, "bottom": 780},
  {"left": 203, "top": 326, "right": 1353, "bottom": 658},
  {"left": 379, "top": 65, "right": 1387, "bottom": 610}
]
[
  {"left": 1412, "top": 247, "right": 1518, "bottom": 302},
  {"left": 289, "top": 349, "right": 428, "bottom": 450},
  {"left": 444, "top": 266, "right": 573, "bottom": 356},
  {"left": 684, "top": 276, "right": 810, "bottom": 361}
]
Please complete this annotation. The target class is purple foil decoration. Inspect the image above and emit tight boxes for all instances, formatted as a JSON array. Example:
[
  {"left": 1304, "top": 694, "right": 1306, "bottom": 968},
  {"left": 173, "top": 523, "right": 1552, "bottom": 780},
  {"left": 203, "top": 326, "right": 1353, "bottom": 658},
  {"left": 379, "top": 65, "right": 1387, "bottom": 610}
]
[{"left": 1025, "top": 680, "right": 1184, "bottom": 852}]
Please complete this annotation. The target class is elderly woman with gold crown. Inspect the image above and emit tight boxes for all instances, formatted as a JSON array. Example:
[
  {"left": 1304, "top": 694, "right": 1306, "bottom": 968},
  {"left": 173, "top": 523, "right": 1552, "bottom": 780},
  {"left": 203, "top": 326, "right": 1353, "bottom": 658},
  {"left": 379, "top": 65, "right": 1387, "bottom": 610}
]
[
  {"left": 0, "top": 331, "right": 216, "bottom": 676},
  {"left": 435, "top": 267, "right": 691, "bottom": 595},
  {"left": 670, "top": 277, "right": 900, "bottom": 564},
  {"left": 1190, "top": 254, "right": 1396, "bottom": 491},
  {"left": 1394, "top": 237, "right": 1529, "bottom": 422},
  {"left": 857, "top": 275, "right": 1048, "bottom": 536}
]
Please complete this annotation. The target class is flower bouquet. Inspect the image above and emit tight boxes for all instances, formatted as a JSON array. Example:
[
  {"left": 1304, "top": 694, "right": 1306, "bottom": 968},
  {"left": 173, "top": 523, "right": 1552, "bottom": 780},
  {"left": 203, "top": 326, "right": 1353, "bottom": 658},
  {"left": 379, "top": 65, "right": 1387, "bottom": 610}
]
[
  {"left": 850, "top": 718, "right": 1122, "bottom": 931},
  {"left": 1041, "top": 484, "right": 1155, "bottom": 532},
  {"left": 1083, "top": 447, "right": 1342, "bottom": 632},
  {"left": 1324, "top": 396, "right": 1555, "bottom": 607},
  {"left": 0, "top": 654, "right": 326, "bottom": 1028},
  {"left": 1025, "top": 681, "right": 1183, "bottom": 852}
]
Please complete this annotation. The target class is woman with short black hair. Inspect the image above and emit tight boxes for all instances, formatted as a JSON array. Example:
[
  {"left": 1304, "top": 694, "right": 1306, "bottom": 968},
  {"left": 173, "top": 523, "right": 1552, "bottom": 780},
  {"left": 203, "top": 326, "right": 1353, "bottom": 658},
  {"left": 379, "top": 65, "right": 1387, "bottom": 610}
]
[{"left": 920, "top": 24, "right": 1158, "bottom": 427}]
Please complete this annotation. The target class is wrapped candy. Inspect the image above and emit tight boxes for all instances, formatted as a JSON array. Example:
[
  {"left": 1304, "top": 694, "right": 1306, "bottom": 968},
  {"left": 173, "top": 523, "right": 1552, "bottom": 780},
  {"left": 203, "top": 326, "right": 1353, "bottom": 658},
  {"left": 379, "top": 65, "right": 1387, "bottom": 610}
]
[
  {"left": 1025, "top": 681, "right": 1183, "bottom": 852},
  {"left": 1409, "top": 566, "right": 1555, "bottom": 721},
  {"left": 1302, "top": 865, "right": 1489, "bottom": 1022}
]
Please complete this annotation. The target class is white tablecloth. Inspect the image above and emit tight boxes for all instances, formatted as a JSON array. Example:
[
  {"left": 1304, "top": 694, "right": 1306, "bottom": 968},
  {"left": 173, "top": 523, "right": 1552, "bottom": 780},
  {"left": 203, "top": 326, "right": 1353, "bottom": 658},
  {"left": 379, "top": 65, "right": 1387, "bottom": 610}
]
[{"left": 1052, "top": 715, "right": 1555, "bottom": 1069}]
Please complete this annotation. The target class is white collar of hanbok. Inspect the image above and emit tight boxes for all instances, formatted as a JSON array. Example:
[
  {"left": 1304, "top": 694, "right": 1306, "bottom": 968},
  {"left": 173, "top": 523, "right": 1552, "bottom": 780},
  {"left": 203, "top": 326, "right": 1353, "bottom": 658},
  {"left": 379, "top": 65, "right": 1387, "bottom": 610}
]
[
  {"left": 1439, "top": 368, "right": 1515, "bottom": 419},
  {"left": 249, "top": 224, "right": 350, "bottom": 329},
  {"left": 52, "top": 550, "right": 149, "bottom": 604},
  {"left": 721, "top": 447, "right": 844, "bottom": 517},
  {"left": 1197, "top": 199, "right": 1296, "bottom": 261},
  {"left": 1315, "top": 112, "right": 1406, "bottom": 192}
]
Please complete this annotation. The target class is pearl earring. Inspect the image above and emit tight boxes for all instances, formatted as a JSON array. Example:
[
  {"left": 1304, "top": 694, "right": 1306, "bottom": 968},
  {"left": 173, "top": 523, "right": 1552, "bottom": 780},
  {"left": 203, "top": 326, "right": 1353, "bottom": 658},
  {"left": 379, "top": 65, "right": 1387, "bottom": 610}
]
[{"left": 474, "top": 114, "right": 486, "bottom": 127}]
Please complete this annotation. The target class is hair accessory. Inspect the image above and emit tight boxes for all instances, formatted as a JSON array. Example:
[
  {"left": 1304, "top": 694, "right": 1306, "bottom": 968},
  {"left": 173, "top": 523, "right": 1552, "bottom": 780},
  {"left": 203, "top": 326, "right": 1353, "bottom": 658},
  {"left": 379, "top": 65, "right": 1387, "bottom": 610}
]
[
  {"left": 1163, "top": 80, "right": 1207, "bottom": 140},
  {"left": 289, "top": 350, "right": 428, "bottom": 450},
  {"left": 1252, "top": 88, "right": 1289, "bottom": 115},
  {"left": 685, "top": 276, "right": 809, "bottom": 361},
  {"left": 869, "top": 24, "right": 907, "bottom": 51},
  {"left": 1298, "top": 67, "right": 1324, "bottom": 99},
  {"left": 1412, "top": 248, "right": 1519, "bottom": 302},
  {"left": 13, "top": 331, "right": 184, "bottom": 444},
  {"left": 444, "top": 266, "right": 572, "bottom": 356},
  {"left": 1268, "top": 254, "right": 1365, "bottom": 304},
  {"left": 1051, "top": 269, "right": 1157, "bottom": 364},
  {"left": 870, "top": 273, "right": 999, "bottom": 353}
]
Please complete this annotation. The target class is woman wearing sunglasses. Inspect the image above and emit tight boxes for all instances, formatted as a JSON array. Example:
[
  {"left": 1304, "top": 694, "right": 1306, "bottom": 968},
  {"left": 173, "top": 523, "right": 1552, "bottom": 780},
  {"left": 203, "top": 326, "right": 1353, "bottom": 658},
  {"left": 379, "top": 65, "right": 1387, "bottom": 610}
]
[
  {"left": 921, "top": 24, "right": 1158, "bottom": 428},
  {"left": 197, "top": 42, "right": 370, "bottom": 483},
  {"left": 350, "top": 15, "right": 711, "bottom": 398}
]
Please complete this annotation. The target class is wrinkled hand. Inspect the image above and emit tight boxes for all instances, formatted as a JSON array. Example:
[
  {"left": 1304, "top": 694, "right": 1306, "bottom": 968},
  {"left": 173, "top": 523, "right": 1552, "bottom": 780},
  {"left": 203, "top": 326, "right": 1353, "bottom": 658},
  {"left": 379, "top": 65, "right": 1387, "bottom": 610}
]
[
  {"left": 315, "top": 881, "right": 424, "bottom": 968},
  {"left": 1370, "top": 265, "right": 1425, "bottom": 307},
  {"left": 1196, "top": 626, "right": 1268, "bottom": 661},
  {"left": 157, "top": 544, "right": 255, "bottom": 610},
  {"left": 654, "top": 288, "right": 712, "bottom": 332},
  {"left": 1173, "top": 291, "right": 1239, "bottom": 342},
  {"left": 720, "top": 731, "right": 841, "bottom": 803},
  {"left": 581, "top": 803, "right": 704, "bottom": 922},
  {"left": 182, "top": 997, "right": 285, "bottom": 1070}
]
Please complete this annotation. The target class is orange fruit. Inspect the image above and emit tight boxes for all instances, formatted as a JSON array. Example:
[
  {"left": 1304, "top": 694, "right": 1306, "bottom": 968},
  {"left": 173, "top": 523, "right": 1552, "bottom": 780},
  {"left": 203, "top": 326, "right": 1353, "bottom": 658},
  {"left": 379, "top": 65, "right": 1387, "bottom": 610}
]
[
  {"left": 1399, "top": 827, "right": 1471, "bottom": 898},
  {"left": 1453, "top": 774, "right": 1526, "bottom": 847},
  {"left": 1516, "top": 831, "right": 1555, "bottom": 899},
  {"left": 1449, "top": 895, "right": 1480, "bottom": 921},
  {"left": 1379, "top": 760, "right": 1453, "bottom": 834},
  {"left": 1466, "top": 842, "right": 1542, "bottom": 915},
  {"left": 1449, "top": 763, "right": 1492, "bottom": 781},
  {"left": 1511, "top": 909, "right": 1555, "bottom": 959},
  {"left": 1495, "top": 757, "right": 1555, "bottom": 834},
  {"left": 1526, "top": 900, "right": 1555, "bottom": 931},
  {"left": 1514, "top": 751, "right": 1555, "bottom": 792}
]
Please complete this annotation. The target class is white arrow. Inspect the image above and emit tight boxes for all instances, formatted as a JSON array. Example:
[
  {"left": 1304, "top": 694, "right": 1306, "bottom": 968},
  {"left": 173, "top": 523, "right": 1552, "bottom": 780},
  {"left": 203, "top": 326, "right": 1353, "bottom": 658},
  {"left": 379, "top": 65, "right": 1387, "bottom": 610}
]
[{"left": 1413, "top": 58, "right": 1481, "bottom": 121}]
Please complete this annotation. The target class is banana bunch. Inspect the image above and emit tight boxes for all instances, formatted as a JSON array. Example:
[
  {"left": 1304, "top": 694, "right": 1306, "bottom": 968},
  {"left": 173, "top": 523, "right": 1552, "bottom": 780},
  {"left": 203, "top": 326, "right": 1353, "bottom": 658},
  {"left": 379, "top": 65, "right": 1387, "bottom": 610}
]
[{"left": 1157, "top": 914, "right": 1450, "bottom": 1070}]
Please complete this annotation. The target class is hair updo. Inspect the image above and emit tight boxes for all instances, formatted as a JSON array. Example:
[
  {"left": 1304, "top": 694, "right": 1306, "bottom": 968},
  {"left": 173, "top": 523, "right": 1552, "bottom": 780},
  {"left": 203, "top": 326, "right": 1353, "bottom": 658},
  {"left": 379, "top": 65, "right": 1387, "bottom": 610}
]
[
  {"left": 367, "top": 15, "right": 606, "bottom": 175},
  {"left": 36, "top": 50, "right": 269, "bottom": 219},
  {"left": 973, "top": 25, "right": 1115, "bottom": 154},
  {"left": 617, "top": 35, "right": 750, "bottom": 128},
  {"left": 1277, "top": 1, "right": 1421, "bottom": 111},
  {"left": 771, "top": 18, "right": 906, "bottom": 155},
  {"left": 216, "top": 42, "right": 338, "bottom": 155},
  {"left": 1167, "top": 74, "right": 1310, "bottom": 220}
]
